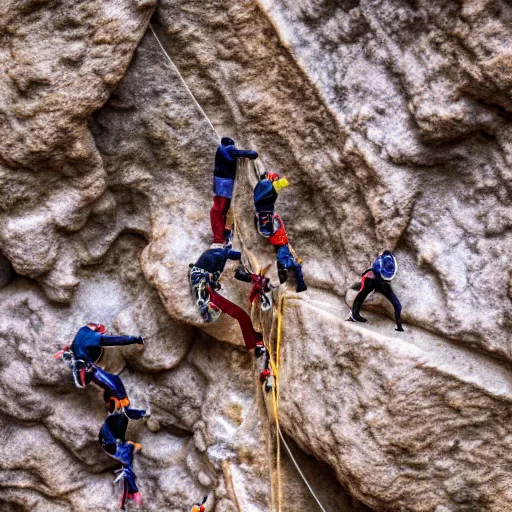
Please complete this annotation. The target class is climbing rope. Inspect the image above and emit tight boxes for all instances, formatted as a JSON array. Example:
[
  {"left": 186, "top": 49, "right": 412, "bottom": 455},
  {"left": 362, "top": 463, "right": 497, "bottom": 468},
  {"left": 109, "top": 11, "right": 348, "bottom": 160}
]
[
  {"left": 278, "top": 428, "right": 329, "bottom": 512},
  {"left": 149, "top": 24, "right": 328, "bottom": 512},
  {"left": 149, "top": 23, "right": 220, "bottom": 138}
]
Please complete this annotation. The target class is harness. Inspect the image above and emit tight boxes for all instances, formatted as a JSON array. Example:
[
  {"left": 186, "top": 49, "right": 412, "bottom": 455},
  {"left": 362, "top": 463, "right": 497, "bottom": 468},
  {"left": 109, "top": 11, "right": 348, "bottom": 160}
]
[
  {"left": 189, "top": 266, "right": 222, "bottom": 323},
  {"left": 60, "top": 352, "right": 94, "bottom": 389}
]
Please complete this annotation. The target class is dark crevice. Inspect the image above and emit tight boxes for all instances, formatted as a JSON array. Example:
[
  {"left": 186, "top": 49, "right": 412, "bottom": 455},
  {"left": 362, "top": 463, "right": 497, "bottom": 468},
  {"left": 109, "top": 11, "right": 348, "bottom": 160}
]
[
  {"left": 0, "top": 251, "right": 16, "bottom": 288},
  {"left": 281, "top": 433, "right": 374, "bottom": 512}
]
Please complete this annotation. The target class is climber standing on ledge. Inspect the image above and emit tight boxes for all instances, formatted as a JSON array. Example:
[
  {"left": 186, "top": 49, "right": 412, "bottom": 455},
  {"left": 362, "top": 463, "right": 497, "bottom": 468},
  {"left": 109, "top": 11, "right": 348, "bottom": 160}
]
[
  {"left": 211, "top": 137, "right": 258, "bottom": 247},
  {"left": 350, "top": 251, "right": 404, "bottom": 331}
]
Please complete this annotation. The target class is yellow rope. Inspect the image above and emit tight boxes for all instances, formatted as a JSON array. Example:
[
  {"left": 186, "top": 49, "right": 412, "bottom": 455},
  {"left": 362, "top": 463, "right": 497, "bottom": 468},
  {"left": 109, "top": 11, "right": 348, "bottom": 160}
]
[{"left": 262, "top": 292, "right": 285, "bottom": 512}]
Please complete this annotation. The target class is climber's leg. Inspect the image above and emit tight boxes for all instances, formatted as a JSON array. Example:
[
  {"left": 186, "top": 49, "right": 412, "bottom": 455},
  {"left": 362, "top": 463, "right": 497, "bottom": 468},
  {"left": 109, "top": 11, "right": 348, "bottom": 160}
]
[
  {"left": 91, "top": 366, "right": 127, "bottom": 402},
  {"left": 294, "top": 262, "right": 307, "bottom": 293},
  {"left": 99, "top": 413, "right": 129, "bottom": 458},
  {"left": 92, "top": 367, "right": 147, "bottom": 417},
  {"left": 119, "top": 465, "right": 141, "bottom": 508},
  {"left": 208, "top": 289, "right": 263, "bottom": 350},
  {"left": 100, "top": 413, "right": 142, "bottom": 508},
  {"left": 378, "top": 283, "right": 404, "bottom": 331},
  {"left": 259, "top": 349, "right": 273, "bottom": 392},
  {"left": 210, "top": 196, "right": 231, "bottom": 244},
  {"left": 350, "top": 274, "right": 377, "bottom": 323},
  {"left": 276, "top": 245, "right": 306, "bottom": 292}
]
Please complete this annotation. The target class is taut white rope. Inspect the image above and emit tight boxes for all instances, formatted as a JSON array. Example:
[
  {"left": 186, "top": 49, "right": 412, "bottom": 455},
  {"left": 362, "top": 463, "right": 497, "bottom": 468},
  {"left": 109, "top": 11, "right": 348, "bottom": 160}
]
[
  {"left": 278, "top": 429, "right": 330, "bottom": 512},
  {"left": 149, "top": 23, "right": 220, "bottom": 138}
]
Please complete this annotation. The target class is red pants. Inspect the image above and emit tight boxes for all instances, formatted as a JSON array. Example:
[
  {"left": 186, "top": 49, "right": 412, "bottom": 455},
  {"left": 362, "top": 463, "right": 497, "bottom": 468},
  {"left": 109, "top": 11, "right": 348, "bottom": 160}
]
[
  {"left": 209, "top": 289, "right": 262, "bottom": 349},
  {"left": 210, "top": 196, "right": 231, "bottom": 243}
]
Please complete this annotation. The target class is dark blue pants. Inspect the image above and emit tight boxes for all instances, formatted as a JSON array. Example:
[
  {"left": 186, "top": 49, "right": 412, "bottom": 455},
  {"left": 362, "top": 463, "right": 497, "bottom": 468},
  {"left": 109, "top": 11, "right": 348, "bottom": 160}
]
[
  {"left": 99, "top": 414, "right": 139, "bottom": 496},
  {"left": 276, "top": 245, "right": 306, "bottom": 292},
  {"left": 352, "top": 275, "right": 402, "bottom": 329},
  {"left": 91, "top": 366, "right": 146, "bottom": 418}
]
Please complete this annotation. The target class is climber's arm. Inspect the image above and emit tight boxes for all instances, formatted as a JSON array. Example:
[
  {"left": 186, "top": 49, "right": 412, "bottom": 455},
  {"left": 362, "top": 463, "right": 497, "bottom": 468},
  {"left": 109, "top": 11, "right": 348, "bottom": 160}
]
[{"left": 100, "top": 334, "right": 144, "bottom": 347}]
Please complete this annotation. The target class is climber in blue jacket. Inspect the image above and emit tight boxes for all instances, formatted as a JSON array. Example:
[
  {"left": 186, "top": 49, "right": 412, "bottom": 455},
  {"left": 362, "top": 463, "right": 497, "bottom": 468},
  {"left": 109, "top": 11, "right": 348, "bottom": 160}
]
[
  {"left": 254, "top": 171, "right": 280, "bottom": 237},
  {"left": 350, "top": 251, "right": 404, "bottom": 331},
  {"left": 68, "top": 324, "right": 144, "bottom": 363},
  {"left": 211, "top": 137, "right": 258, "bottom": 245},
  {"left": 54, "top": 324, "right": 147, "bottom": 418},
  {"left": 189, "top": 247, "right": 264, "bottom": 352},
  {"left": 193, "top": 246, "right": 242, "bottom": 276},
  {"left": 99, "top": 412, "right": 142, "bottom": 510}
]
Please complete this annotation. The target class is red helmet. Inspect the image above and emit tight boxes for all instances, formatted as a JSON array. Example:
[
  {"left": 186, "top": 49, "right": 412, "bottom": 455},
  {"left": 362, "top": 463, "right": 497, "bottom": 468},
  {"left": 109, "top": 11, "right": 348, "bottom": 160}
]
[
  {"left": 266, "top": 171, "right": 280, "bottom": 182},
  {"left": 87, "top": 323, "right": 106, "bottom": 334}
]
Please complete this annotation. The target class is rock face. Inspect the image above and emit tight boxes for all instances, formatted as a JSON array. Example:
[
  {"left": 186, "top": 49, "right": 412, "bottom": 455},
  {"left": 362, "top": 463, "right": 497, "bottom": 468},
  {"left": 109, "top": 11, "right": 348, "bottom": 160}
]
[{"left": 0, "top": 1, "right": 511, "bottom": 511}]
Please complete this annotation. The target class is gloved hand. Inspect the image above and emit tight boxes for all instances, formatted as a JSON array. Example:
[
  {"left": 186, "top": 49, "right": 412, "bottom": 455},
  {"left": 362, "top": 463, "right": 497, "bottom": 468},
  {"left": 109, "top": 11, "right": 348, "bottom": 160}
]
[
  {"left": 235, "top": 266, "right": 252, "bottom": 283},
  {"left": 136, "top": 336, "right": 144, "bottom": 345}
]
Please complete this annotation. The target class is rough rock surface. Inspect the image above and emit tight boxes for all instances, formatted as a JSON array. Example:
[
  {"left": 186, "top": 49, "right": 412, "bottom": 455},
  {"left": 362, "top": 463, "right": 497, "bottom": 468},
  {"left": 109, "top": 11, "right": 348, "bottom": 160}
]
[{"left": 1, "top": 0, "right": 512, "bottom": 511}]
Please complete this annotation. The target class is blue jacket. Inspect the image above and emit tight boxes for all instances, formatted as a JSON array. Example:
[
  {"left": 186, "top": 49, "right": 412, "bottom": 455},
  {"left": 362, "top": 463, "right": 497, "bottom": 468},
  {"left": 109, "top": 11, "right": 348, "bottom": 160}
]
[
  {"left": 254, "top": 179, "right": 278, "bottom": 213},
  {"left": 214, "top": 143, "right": 258, "bottom": 180},
  {"left": 71, "top": 326, "right": 142, "bottom": 363},
  {"left": 194, "top": 247, "right": 242, "bottom": 274}
]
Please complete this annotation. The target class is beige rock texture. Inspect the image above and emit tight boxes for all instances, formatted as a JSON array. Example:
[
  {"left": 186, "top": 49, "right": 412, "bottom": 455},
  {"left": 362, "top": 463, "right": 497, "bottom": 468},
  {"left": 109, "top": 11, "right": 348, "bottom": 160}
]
[{"left": 0, "top": 0, "right": 511, "bottom": 511}]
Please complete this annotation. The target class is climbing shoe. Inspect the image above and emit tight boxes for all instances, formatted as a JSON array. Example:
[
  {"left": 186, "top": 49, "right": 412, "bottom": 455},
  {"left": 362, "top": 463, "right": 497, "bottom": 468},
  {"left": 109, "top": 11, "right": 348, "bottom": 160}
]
[
  {"left": 265, "top": 375, "right": 274, "bottom": 393},
  {"left": 127, "top": 492, "right": 142, "bottom": 505},
  {"left": 277, "top": 267, "right": 288, "bottom": 284},
  {"left": 350, "top": 312, "right": 367, "bottom": 323},
  {"left": 296, "top": 281, "right": 308, "bottom": 293},
  {"left": 223, "top": 228, "right": 233, "bottom": 248},
  {"left": 127, "top": 441, "right": 142, "bottom": 452},
  {"left": 125, "top": 407, "right": 147, "bottom": 420},
  {"left": 395, "top": 325, "right": 404, "bottom": 332},
  {"left": 254, "top": 342, "right": 266, "bottom": 358}
]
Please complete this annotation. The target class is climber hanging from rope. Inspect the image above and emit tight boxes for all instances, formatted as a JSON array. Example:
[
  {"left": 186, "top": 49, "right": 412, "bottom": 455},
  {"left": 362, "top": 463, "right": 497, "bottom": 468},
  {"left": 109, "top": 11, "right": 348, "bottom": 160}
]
[
  {"left": 350, "top": 250, "right": 404, "bottom": 331},
  {"left": 254, "top": 170, "right": 289, "bottom": 237},
  {"left": 189, "top": 246, "right": 265, "bottom": 355},
  {"left": 211, "top": 137, "right": 258, "bottom": 247},
  {"left": 99, "top": 412, "right": 142, "bottom": 510},
  {"left": 267, "top": 215, "right": 307, "bottom": 293},
  {"left": 252, "top": 172, "right": 306, "bottom": 293},
  {"left": 53, "top": 323, "right": 147, "bottom": 418}
]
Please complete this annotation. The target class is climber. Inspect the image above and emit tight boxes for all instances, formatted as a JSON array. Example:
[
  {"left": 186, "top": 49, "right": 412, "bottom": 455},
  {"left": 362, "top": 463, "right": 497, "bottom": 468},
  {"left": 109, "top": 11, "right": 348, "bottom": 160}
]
[
  {"left": 211, "top": 137, "right": 258, "bottom": 246},
  {"left": 265, "top": 215, "right": 307, "bottom": 293},
  {"left": 350, "top": 250, "right": 404, "bottom": 331},
  {"left": 99, "top": 412, "right": 142, "bottom": 510},
  {"left": 234, "top": 266, "right": 272, "bottom": 312},
  {"left": 254, "top": 171, "right": 289, "bottom": 237},
  {"left": 53, "top": 324, "right": 147, "bottom": 418},
  {"left": 189, "top": 246, "right": 265, "bottom": 355}
]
